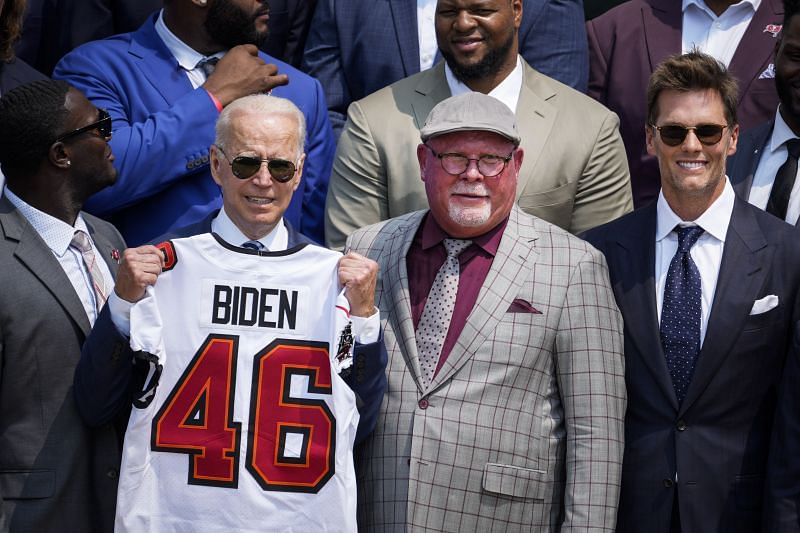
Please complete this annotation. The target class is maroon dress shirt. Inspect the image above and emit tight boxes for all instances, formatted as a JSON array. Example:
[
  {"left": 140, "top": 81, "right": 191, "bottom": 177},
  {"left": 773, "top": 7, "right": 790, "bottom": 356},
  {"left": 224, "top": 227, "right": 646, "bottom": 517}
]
[{"left": 407, "top": 213, "right": 507, "bottom": 375}]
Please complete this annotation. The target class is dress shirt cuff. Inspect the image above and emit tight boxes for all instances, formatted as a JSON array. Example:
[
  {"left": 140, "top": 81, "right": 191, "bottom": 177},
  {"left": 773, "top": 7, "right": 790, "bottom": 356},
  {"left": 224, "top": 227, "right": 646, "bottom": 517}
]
[
  {"left": 204, "top": 88, "right": 223, "bottom": 113},
  {"left": 108, "top": 291, "right": 134, "bottom": 337},
  {"left": 352, "top": 308, "right": 380, "bottom": 344}
]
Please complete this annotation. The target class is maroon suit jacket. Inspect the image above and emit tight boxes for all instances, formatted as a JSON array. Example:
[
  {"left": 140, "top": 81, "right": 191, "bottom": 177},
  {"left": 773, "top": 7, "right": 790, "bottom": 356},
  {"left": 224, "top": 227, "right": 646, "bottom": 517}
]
[{"left": 587, "top": 0, "right": 781, "bottom": 207}]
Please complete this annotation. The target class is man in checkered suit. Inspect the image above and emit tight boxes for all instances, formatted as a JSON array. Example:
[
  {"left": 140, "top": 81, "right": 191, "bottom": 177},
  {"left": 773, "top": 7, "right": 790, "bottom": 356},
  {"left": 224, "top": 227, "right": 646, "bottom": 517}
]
[{"left": 347, "top": 92, "right": 626, "bottom": 532}]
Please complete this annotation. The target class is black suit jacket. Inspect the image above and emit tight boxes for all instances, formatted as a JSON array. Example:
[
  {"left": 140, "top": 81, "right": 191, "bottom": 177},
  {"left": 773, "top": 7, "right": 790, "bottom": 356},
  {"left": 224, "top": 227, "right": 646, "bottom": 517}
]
[
  {"left": 728, "top": 120, "right": 776, "bottom": 201},
  {"left": 584, "top": 198, "right": 800, "bottom": 533},
  {"left": 0, "top": 58, "right": 47, "bottom": 96},
  {"left": 0, "top": 196, "right": 125, "bottom": 532},
  {"left": 75, "top": 212, "right": 387, "bottom": 444}
]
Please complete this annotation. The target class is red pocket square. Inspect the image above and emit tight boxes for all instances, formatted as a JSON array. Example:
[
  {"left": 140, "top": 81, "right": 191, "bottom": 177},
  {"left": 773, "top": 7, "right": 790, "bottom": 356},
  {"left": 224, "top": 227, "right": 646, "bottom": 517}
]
[{"left": 508, "top": 299, "right": 542, "bottom": 314}]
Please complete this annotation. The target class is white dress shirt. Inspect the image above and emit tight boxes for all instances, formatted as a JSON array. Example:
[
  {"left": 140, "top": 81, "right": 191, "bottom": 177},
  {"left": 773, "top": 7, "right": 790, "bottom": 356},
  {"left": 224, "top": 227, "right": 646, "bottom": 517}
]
[
  {"left": 154, "top": 10, "right": 225, "bottom": 88},
  {"left": 110, "top": 208, "right": 380, "bottom": 343},
  {"left": 5, "top": 188, "right": 114, "bottom": 325},
  {"left": 445, "top": 55, "right": 523, "bottom": 113},
  {"left": 682, "top": 0, "right": 760, "bottom": 67},
  {"left": 655, "top": 179, "right": 736, "bottom": 346},
  {"left": 417, "top": 0, "right": 438, "bottom": 71},
  {"left": 747, "top": 106, "right": 800, "bottom": 224}
]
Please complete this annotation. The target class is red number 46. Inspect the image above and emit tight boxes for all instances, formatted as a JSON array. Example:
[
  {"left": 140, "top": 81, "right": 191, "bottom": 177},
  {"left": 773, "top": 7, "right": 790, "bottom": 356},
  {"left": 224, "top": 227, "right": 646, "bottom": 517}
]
[{"left": 151, "top": 335, "right": 336, "bottom": 493}]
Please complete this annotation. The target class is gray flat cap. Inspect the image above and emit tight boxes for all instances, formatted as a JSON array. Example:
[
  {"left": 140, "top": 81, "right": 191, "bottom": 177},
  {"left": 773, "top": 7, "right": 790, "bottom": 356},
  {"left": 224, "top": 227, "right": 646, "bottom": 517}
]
[{"left": 419, "top": 92, "right": 521, "bottom": 145}]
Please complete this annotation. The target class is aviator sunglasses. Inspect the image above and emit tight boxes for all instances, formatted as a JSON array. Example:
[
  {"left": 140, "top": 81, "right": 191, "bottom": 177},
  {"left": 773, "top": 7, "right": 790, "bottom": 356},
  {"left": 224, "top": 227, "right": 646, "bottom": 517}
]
[
  {"left": 650, "top": 123, "right": 728, "bottom": 147},
  {"left": 216, "top": 146, "right": 297, "bottom": 182},
  {"left": 55, "top": 108, "right": 112, "bottom": 142}
]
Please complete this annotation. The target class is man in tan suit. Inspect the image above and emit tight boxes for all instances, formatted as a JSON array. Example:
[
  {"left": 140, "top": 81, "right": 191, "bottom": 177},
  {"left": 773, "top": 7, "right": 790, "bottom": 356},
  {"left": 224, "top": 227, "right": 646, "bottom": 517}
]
[
  {"left": 325, "top": 0, "right": 633, "bottom": 249},
  {"left": 348, "top": 92, "right": 626, "bottom": 531}
]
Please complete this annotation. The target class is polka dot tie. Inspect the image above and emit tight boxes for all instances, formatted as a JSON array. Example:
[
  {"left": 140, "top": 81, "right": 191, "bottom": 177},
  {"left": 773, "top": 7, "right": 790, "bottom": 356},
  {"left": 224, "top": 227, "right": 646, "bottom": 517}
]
[
  {"left": 416, "top": 238, "right": 472, "bottom": 386},
  {"left": 70, "top": 230, "right": 108, "bottom": 312},
  {"left": 660, "top": 225, "right": 705, "bottom": 404}
]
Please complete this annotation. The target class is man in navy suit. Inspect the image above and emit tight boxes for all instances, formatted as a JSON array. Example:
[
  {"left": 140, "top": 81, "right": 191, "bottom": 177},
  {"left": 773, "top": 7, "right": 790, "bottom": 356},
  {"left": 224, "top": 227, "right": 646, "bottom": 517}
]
[
  {"left": 76, "top": 95, "right": 387, "bottom": 448},
  {"left": 302, "top": 0, "right": 588, "bottom": 137},
  {"left": 52, "top": 0, "right": 335, "bottom": 246},
  {"left": 584, "top": 51, "right": 800, "bottom": 532},
  {"left": 588, "top": 0, "right": 782, "bottom": 208},
  {"left": 728, "top": 0, "right": 800, "bottom": 226}
]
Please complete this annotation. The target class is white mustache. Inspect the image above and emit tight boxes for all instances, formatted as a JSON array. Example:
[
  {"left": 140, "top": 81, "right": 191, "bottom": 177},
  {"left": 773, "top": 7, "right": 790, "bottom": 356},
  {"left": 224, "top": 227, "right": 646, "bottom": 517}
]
[{"left": 451, "top": 184, "right": 489, "bottom": 196}]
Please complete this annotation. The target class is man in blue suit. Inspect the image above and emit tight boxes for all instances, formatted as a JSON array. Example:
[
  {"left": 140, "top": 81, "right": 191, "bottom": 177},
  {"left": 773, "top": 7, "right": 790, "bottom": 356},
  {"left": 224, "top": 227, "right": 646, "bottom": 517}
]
[
  {"left": 302, "top": 0, "right": 588, "bottom": 137},
  {"left": 584, "top": 51, "right": 800, "bottom": 532},
  {"left": 53, "top": 0, "right": 335, "bottom": 246},
  {"left": 76, "top": 95, "right": 387, "bottom": 451}
]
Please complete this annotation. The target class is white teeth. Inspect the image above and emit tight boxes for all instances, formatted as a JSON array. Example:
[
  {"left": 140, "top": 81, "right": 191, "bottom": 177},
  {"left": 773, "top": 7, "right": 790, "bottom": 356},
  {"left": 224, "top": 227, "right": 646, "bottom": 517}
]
[
  {"left": 246, "top": 196, "right": 272, "bottom": 205},
  {"left": 678, "top": 161, "right": 705, "bottom": 169}
]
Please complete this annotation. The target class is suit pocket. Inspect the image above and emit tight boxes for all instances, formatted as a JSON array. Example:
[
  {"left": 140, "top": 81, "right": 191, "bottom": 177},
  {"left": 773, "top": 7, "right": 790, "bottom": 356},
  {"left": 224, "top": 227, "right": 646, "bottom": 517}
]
[
  {"left": 742, "top": 304, "right": 781, "bottom": 332},
  {"left": 734, "top": 474, "right": 764, "bottom": 511},
  {"left": 481, "top": 462, "right": 548, "bottom": 500},
  {"left": 0, "top": 469, "right": 55, "bottom": 499}
]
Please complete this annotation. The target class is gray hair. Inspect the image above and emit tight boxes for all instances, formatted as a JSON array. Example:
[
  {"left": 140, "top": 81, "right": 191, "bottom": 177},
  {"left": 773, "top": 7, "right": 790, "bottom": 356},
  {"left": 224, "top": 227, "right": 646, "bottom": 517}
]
[{"left": 214, "top": 94, "right": 306, "bottom": 157}]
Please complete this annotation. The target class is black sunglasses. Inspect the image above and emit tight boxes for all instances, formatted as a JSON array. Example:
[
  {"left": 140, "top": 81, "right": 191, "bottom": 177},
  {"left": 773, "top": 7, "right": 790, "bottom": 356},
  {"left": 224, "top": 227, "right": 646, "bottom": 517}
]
[
  {"left": 56, "top": 108, "right": 112, "bottom": 143},
  {"left": 650, "top": 123, "right": 728, "bottom": 147},
  {"left": 216, "top": 146, "right": 297, "bottom": 182}
]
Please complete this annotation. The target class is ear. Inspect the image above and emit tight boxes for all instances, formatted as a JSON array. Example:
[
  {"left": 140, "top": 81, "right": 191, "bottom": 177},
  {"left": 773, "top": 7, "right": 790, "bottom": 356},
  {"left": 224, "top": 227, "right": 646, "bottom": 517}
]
[
  {"left": 512, "top": 0, "right": 523, "bottom": 29},
  {"left": 49, "top": 141, "right": 71, "bottom": 170},
  {"left": 291, "top": 153, "right": 306, "bottom": 193},
  {"left": 727, "top": 124, "right": 740, "bottom": 156},
  {"left": 645, "top": 124, "right": 657, "bottom": 156},
  {"left": 417, "top": 143, "right": 429, "bottom": 182},
  {"left": 513, "top": 146, "right": 524, "bottom": 170},
  {"left": 210, "top": 145, "right": 223, "bottom": 186}
]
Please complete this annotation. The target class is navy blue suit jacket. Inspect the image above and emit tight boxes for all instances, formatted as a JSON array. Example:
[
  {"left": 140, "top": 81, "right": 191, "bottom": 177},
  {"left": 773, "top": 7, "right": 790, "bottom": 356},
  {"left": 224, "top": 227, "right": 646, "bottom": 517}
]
[
  {"left": 75, "top": 214, "right": 387, "bottom": 444},
  {"left": 53, "top": 13, "right": 335, "bottom": 246},
  {"left": 728, "top": 120, "right": 776, "bottom": 202},
  {"left": 0, "top": 57, "right": 47, "bottom": 96},
  {"left": 301, "top": 0, "right": 589, "bottom": 136},
  {"left": 584, "top": 198, "right": 800, "bottom": 532}
]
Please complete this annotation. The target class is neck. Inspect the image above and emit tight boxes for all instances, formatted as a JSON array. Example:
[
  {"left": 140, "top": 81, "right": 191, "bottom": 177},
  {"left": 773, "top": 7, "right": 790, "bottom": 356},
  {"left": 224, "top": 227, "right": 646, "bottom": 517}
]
[
  {"left": 779, "top": 105, "right": 800, "bottom": 137},
  {"left": 704, "top": 0, "right": 736, "bottom": 17},
  {"left": 163, "top": 7, "right": 224, "bottom": 56},
  {"left": 8, "top": 178, "right": 82, "bottom": 226}
]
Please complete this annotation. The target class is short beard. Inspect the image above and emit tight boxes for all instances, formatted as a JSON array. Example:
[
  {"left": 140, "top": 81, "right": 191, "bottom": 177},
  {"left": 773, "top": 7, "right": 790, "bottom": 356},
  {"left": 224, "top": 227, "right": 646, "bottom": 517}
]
[
  {"left": 204, "top": 0, "right": 269, "bottom": 49},
  {"left": 440, "top": 29, "right": 515, "bottom": 82}
]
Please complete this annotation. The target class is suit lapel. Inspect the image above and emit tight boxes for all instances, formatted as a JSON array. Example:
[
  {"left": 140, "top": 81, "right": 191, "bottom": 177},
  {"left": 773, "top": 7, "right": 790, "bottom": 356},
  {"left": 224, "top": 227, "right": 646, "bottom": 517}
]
[
  {"left": 389, "top": 0, "right": 421, "bottom": 77},
  {"left": 129, "top": 15, "right": 195, "bottom": 106},
  {"left": 728, "top": 0, "right": 782, "bottom": 98},
  {"left": 514, "top": 65, "right": 556, "bottom": 201},
  {"left": 410, "top": 64, "right": 452, "bottom": 129},
  {"left": 680, "top": 200, "right": 769, "bottom": 414},
  {"left": 642, "top": 0, "right": 681, "bottom": 71},
  {"left": 729, "top": 121, "right": 772, "bottom": 199},
  {"left": 0, "top": 200, "right": 91, "bottom": 336},
  {"left": 613, "top": 204, "right": 679, "bottom": 409},
  {"left": 383, "top": 213, "right": 426, "bottom": 392},
  {"left": 427, "top": 207, "right": 537, "bottom": 393},
  {"left": 84, "top": 217, "right": 120, "bottom": 278}
]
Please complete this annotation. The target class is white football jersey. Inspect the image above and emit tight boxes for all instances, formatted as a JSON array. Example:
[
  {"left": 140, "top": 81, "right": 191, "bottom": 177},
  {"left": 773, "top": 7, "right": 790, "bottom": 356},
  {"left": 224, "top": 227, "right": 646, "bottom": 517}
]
[{"left": 115, "top": 233, "right": 359, "bottom": 533}]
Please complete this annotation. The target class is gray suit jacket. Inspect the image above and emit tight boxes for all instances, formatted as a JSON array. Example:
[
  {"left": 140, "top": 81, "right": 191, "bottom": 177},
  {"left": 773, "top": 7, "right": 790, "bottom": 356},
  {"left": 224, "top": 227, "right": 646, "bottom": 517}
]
[
  {"left": 347, "top": 206, "right": 626, "bottom": 532},
  {"left": 325, "top": 60, "right": 633, "bottom": 250},
  {"left": 0, "top": 196, "right": 125, "bottom": 532}
]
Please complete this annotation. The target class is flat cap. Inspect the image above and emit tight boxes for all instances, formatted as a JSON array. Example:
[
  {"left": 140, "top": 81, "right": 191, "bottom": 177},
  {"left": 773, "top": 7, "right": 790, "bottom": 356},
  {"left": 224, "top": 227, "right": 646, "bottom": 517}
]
[{"left": 419, "top": 92, "right": 521, "bottom": 145}]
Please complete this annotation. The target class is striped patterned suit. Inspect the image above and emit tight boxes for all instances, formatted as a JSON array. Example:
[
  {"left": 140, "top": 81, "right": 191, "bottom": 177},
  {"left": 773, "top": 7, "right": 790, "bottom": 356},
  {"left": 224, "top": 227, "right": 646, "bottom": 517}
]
[{"left": 347, "top": 206, "right": 626, "bottom": 532}]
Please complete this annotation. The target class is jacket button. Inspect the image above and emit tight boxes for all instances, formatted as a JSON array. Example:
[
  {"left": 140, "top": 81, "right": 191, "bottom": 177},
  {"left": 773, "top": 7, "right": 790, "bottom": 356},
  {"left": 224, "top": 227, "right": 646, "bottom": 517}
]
[
  {"left": 107, "top": 468, "right": 119, "bottom": 479},
  {"left": 676, "top": 420, "right": 687, "bottom": 432},
  {"left": 663, "top": 478, "right": 673, "bottom": 488},
  {"left": 418, "top": 399, "right": 429, "bottom": 410}
]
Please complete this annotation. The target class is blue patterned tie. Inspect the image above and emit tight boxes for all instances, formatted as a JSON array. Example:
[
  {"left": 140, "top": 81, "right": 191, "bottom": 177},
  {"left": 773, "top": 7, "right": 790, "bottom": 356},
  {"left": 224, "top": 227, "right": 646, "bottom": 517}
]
[
  {"left": 241, "top": 240, "right": 265, "bottom": 251},
  {"left": 660, "top": 225, "right": 705, "bottom": 404}
]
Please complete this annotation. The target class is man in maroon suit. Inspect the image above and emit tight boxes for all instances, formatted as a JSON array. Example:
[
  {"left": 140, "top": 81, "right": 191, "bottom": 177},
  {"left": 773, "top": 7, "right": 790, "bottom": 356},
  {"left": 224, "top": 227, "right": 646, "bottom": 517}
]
[{"left": 588, "top": 0, "right": 782, "bottom": 207}]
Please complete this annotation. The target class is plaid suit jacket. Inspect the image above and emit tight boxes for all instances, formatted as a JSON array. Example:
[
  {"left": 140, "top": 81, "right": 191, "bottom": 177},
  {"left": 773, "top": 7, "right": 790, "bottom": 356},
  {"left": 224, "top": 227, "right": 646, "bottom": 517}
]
[{"left": 347, "top": 206, "right": 626, "bottom": 532}]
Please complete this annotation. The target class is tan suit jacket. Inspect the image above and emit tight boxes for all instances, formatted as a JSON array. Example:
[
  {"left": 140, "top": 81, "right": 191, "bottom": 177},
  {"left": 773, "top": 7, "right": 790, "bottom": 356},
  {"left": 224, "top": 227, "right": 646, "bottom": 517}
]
[
  {"left": 326, "top": 59, "right": 633, "bottom": 249},
  {"left": 347, "top": 206, "right": 626, "bottom": 531}
]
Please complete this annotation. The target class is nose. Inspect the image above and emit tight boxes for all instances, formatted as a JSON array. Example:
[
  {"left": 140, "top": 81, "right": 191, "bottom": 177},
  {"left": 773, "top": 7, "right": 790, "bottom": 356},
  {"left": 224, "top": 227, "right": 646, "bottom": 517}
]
[
  {"left": 453, "top": 10, "right": 478, "bottom": 31},
  {"left": 460, "top": 159, "right": 484, "bottom": 181},
  {"left": 681, "top": 129, "right": 703, "bottom": 151},
  {"left": 250, "top": 163, "right": 274, "bottom": 186}
]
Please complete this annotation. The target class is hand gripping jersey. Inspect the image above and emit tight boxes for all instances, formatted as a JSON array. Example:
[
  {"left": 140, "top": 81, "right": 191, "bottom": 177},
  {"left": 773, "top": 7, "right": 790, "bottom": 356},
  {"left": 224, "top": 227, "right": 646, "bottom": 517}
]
[{"left": 115, "top": 234, "right": 358, "bottom": 533}]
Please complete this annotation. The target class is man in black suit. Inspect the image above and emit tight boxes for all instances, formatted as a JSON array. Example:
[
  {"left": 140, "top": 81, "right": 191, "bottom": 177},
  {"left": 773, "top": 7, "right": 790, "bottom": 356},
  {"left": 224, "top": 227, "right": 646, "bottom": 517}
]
[
  {"left": 0, "top": 0, "right": 46, "bottom": 99},
  {"left": 0, "top": 80, "right": 126, "bottom": 531},
  {"left": 584, "top": 51, "right": 800, "bottom": 533},
  {"left": 76, "top": 94, "right": 387, "bottom": 449},
  {"left": 728, "top": 0, "right": 800, "bottom": 226}
]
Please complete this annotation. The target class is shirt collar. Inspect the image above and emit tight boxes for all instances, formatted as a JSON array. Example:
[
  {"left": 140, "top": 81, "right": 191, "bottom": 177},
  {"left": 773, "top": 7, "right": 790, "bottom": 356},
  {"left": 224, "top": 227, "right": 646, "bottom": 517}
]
[
  {"left": 682, "top": 0, "right": 760, "bottom": 16},
  {"left": 4, "top": 187, "right": 89, "bottom": 257},
  {"left": 210, "top": 207, "right": 288, "bottom": 251},
  {"left": 769, "top": 105, "right": 798, "bottom": 153},
  {"left": 154, "top": 9, "right": 225, "bottom": 71},
  {"left": 656, "top": 177, "right": 735, "bottom": 243},
  {"left": 444, "top": 55, "right": 523, "bottom": 113},
  {"left": 419, "top": 212, "right": 507, "bottom": 255}
]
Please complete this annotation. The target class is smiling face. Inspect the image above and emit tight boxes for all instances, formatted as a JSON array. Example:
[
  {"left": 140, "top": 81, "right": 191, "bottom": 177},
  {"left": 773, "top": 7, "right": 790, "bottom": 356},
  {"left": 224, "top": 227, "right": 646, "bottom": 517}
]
[
  {"left": 776, "top": 14, "right": 800, "bottom": 134},
  {"left": 210, "top": 110, "right": 304, "bottom": 240},
  {"left": 435, "top": 0, "right": 521, "bottom": 87},
  {"left": 418, "top": 129, "right": 522, "bottom": 238},
  {"left": 647, "top": 88, "right": 738, "bottom": 215}
]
